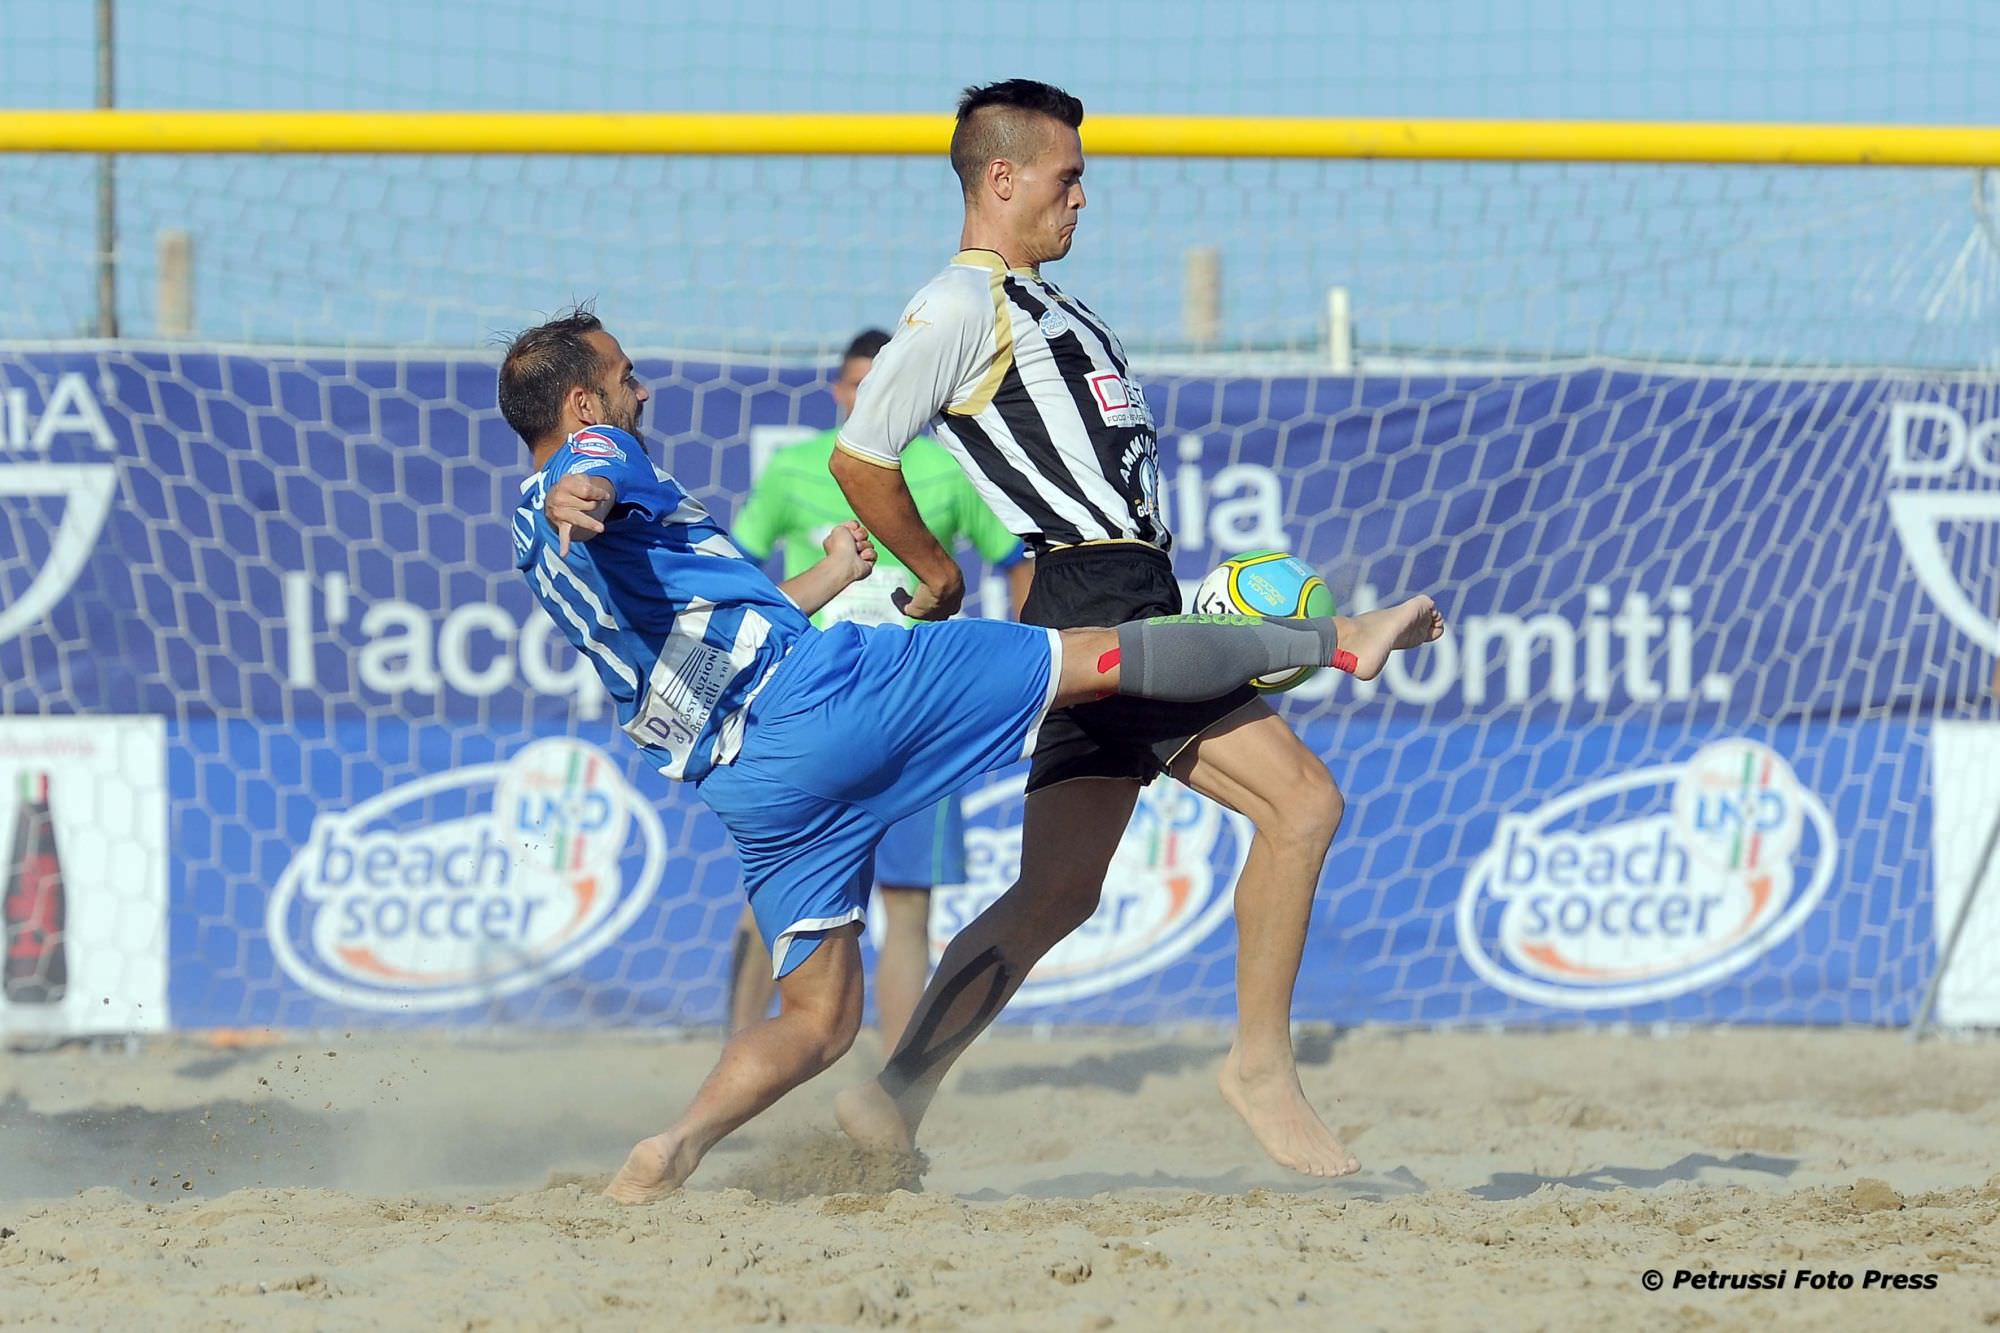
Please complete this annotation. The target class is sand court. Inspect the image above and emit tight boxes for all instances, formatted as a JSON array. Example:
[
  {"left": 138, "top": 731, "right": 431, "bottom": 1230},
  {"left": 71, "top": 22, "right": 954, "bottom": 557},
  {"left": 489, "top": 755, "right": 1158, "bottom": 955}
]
[{"left": 2, "top": 1027, "right": 1995, "bottom": 1330}]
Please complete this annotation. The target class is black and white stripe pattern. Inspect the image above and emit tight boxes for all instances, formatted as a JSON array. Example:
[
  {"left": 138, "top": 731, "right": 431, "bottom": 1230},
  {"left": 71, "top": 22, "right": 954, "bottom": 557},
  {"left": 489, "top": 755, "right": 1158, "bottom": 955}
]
[{"left": 930, "top": 252, "right": 1168, "bottom": 551}]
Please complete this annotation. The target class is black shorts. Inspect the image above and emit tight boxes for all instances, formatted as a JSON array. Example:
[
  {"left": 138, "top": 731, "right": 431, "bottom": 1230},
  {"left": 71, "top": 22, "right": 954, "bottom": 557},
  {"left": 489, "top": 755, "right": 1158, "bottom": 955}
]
[{"left": 1021, "top": 542, "right": 1259, "bottom": 793}]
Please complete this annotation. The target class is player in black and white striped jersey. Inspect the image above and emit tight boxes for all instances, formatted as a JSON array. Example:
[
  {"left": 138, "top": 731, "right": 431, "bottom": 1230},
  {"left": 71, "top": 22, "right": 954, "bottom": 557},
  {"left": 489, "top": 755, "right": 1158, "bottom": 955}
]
[
  {"left": 836, "top": 241, "right": 1166, "bottom": 551},
  {"left": 831, "top": 79, "right": 1386, "bottom": 1179}
]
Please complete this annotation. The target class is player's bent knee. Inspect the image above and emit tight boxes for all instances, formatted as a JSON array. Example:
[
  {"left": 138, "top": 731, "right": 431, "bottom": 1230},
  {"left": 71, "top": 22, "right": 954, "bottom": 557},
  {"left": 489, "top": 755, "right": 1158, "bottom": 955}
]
[
  {"left": 1007, "top": 877, "right": 1100, "bottom": 939},
  {"left": 1008, "top": 864, "right": 1105, "bottom": 934},
  {"left": 783, "top": 987, "right": 862, "bottom": 1069},
  {"left": 1307, "top": 766, "right": 1345, "bottom": 836},
  {"left": 1294, "top": 763, "right": 1344, "bottom": 841},
  {"left": 814, "top": 1009, "right": 862, "bottom": 1069},
  {"left": 774, "top": 926, "right": 865, "bottom": 1066},
  {"left": 1246, "top": 756, "right": 1344, "bottom": 845},
  {"left": 1054, "top": 883, "right": 1104, "bottom": 934}
]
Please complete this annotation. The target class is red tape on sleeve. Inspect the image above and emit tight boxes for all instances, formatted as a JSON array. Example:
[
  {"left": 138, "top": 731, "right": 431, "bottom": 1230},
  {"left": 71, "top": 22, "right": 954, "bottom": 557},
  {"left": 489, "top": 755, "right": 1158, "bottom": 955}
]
[{"left": 1332, "top": 650, "right": 1359, "bottom": 674}]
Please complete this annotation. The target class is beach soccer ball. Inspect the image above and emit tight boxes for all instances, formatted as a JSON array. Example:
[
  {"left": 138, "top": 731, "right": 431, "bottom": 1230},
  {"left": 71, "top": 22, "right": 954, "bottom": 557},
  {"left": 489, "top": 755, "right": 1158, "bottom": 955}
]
[{"left": 1191, "top": 550, "right": 1335, "bottom": 693}]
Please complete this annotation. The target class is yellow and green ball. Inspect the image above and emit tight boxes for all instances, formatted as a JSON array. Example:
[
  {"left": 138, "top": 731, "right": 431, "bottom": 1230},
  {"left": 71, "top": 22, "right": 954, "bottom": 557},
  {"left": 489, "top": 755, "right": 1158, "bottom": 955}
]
[{"left": 1191, "top": 550, "right": 1335, "bottom": 693}]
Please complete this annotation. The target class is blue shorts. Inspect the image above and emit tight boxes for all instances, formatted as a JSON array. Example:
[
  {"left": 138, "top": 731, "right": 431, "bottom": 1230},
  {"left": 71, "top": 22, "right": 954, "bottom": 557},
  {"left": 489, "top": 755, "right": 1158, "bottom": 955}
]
[
  {"left": 873, "top": 794, "right": 968, "bottom": 889},
  {"left": 698, "top": 618, "right": 1061, "bottom": 978}
]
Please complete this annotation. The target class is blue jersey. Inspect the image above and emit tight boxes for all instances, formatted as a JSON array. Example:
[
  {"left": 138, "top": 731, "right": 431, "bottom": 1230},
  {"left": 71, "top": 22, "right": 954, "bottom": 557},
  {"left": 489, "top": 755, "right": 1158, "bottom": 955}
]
[{"left": 513, "top": 426, "right": 813, "bottom": 781}]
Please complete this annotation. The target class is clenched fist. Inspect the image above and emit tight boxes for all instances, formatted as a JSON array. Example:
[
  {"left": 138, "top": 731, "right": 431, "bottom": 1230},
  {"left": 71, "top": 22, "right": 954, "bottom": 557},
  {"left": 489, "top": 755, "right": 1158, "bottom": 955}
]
[
  {"left": 546, "top": 473, "right": 615, "bottom": 556},
  {"left": 821, "top": 520, "right": 879, "bottom": 586}
]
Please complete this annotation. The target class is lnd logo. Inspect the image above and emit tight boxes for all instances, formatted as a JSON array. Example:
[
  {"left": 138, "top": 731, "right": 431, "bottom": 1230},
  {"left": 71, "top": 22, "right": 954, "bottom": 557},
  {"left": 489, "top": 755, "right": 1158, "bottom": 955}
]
[
  {"left": 1884, "top": 400, "right": 2000, "bottom": 654},
  {"left": 0, "top": 371, "right": 119, "bottom": 648}
]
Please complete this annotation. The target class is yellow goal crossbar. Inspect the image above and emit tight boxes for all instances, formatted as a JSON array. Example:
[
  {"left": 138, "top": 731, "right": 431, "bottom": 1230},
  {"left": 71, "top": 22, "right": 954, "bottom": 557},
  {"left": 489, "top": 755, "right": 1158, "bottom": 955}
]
[{"left": 2, "top": 110, "right": 1999, "bottom": 166}]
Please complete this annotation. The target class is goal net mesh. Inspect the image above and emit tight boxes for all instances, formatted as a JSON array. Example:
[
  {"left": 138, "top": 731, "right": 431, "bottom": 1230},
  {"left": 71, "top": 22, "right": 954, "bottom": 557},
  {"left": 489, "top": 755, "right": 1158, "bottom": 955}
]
[{"left": 3, "top": 2, "right": 1999, "bottom": 1032}]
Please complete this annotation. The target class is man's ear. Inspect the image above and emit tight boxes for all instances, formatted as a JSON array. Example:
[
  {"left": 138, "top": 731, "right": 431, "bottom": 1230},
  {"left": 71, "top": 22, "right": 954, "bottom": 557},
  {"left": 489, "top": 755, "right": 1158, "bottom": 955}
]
[
  {"left": 568, "top": 383, "right": 600, "bottom": 427},
  {"left": 988, "top": 157, "right": 1015, "bottom": 204}
]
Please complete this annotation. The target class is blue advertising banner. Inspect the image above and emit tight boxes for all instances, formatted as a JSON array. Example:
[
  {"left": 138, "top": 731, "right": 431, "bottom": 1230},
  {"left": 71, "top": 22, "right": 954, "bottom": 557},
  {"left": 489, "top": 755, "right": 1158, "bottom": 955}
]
[{"left": 1, "top": 349, "right": 1994, "bottom": 1029}]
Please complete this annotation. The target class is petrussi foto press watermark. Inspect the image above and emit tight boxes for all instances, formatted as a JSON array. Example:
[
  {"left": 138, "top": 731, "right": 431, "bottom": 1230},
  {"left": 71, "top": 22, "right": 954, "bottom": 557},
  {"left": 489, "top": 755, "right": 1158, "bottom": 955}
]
[{"left": 1641, "top": 1268, "right": 1940, "bottom": 1293}]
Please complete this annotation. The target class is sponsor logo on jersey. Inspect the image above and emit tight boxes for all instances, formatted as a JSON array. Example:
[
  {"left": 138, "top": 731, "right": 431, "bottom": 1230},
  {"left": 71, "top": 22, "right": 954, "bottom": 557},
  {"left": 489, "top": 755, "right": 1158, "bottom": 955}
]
[
  {"left": 1456, "top": 739, "right": 1836, "bottom": 1008},
  {"left": 1883, "top": 401, "right": 2000, "bottom": 653},
  {"left": 1119, "top": 436, "right": 1163, "bottom": 521},
  {"left": 268, "top": 737, "right": 665, "bottom": 1010},
  {"left": 570, "top": 430, "right": 625, "bottom": 461},
  {"left": 1087, "top": 371, "right": 1154, "bottom": 431},
  {"left": 0, "top": 371, "right": 119, "bottom": 649},
  {"left": 1038, "top": 307, "right": 1070, "bottom": 339},
  {"left": 930, "top": 773, "right": 1249, "bottom": 1006}
]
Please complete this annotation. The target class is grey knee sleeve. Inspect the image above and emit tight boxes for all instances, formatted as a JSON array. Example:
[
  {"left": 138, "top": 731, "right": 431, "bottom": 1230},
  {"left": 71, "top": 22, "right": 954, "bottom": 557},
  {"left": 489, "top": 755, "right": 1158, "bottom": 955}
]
[{"left": 1114, "top": 614, "right": 1336, "bottom": 702}]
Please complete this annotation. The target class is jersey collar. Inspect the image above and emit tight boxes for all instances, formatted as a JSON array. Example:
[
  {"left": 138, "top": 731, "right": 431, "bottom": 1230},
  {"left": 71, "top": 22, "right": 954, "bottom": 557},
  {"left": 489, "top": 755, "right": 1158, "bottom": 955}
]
[{"left": 954, "top": 247, "right": 1040, "bottom": 279}]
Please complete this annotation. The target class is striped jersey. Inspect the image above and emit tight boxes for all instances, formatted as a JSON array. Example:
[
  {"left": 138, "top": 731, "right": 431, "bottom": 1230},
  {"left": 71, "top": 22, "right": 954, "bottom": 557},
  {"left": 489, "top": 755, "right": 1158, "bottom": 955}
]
[
  {"left": 513, "top": 426, "right": 811, "bottom": 782},
  {"left": 838, "top": 248, "right": 1168, "bottom": 551}
]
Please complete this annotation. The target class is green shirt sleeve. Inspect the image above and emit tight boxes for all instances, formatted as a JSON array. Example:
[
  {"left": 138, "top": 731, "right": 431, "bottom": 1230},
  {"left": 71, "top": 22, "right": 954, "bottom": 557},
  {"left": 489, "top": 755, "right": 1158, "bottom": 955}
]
[
  {"left": 731, "top": 456, "right": 790, "bottom": 561},
  {"left": 954, "top": 468, "right": 1026, "bottom": 566}
]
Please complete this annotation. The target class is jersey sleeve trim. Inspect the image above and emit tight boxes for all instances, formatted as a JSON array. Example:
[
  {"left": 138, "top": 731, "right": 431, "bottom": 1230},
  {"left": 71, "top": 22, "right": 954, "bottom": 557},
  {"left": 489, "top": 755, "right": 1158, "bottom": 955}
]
[
  {"left": 833, "top": 435, "right": 903, "bottom": 469},
  {"left": 947, "top": 260, "right": 1014, "bottom": 418}
]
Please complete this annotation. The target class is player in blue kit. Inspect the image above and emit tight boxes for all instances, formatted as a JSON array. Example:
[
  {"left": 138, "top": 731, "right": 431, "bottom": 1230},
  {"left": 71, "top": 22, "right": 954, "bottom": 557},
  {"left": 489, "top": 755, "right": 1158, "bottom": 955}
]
[{"left": 499, "top": 308, "right": 1444, "bottom": 1202}]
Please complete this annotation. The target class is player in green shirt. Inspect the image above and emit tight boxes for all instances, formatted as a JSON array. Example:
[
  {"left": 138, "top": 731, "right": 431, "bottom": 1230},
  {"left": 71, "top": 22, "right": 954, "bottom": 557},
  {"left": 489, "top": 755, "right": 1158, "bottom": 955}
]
[{"left": 726, "top": 329, "right": 1031, "bottom": 1052}]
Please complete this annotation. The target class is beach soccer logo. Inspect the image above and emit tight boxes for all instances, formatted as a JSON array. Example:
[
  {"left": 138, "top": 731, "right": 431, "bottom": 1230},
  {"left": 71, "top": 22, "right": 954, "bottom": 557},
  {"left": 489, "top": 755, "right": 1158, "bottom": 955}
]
[
  {"left": 931, "top": 773, "right": 1250, "bottom": 1007},
  {"left": 270, "top": 737, "right": 666, "bottom": 1011},
  {"left": 0, "top": 371, "right": 120, "bottom": 650},
  {"left": 1883, "top": 400, "right": 2000, "bottom": 654},
  {"left": 1457, "top": 740, "right": 1836, "bottom": 1008}
]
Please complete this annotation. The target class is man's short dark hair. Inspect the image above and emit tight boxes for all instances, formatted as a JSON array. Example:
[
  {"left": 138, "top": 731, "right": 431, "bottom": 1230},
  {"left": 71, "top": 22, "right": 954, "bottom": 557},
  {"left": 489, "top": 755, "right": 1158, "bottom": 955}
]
[
  {"left": 842, "top": 329, "right": 891, "bottom": 363},
  {"left": 498, "top": 304, "right": 604, "bottom": 448},
  {"left": 951, "top": 79, "right": 1085, "bottom": 197}
]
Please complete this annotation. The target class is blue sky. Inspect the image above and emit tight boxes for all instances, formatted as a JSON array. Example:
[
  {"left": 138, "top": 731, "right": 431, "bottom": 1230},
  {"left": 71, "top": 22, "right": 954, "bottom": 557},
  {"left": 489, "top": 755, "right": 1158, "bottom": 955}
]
[{"left": 4, "top": 1, "right": 1998, "bottom": 363}]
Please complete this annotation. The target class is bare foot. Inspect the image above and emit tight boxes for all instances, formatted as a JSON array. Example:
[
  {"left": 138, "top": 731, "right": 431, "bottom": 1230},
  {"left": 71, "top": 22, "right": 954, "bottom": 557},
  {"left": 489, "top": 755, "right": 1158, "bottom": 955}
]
[
  {"left": 834, "top": 1078, "right": 916, "bottom": 1154},
  {"left": 1217, "top": 1047, "right": 1360, "bottom": 1178},
  {"left": 603, "top": 1133, "right": 700, "bottom": 1205},
  {"left": 1335, "top": 596, "right": 1444, "bottom": 681}
]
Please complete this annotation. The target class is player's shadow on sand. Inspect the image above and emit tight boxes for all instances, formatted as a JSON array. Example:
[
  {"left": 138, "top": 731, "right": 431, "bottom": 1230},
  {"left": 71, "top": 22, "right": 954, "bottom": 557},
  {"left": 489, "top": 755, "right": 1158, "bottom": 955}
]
[
  {"left": 1468, "top": 1151, "right": 1798, "bottom": 1202},
  {"left": 960, "top": 1153, "right": 1796, "bottom": 1204},
  {"left": 957, "top": 1031, "right": 1339, "bottom": 1098},
  {"left": 961, "top": 1163, "right": 1427, "bottom": 1202},
  {"left": 0, "top": 1088, "right": 662, "bottom": 1201},
  {"left": 0, "top": 1092, "right": 344, "bottom": 1200}
]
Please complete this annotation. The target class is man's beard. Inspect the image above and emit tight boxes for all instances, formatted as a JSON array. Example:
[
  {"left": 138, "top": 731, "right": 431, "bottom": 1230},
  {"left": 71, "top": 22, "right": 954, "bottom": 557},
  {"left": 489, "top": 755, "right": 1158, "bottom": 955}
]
[{"left": 610, "top": 403, "right": 645, "bottom": 448}]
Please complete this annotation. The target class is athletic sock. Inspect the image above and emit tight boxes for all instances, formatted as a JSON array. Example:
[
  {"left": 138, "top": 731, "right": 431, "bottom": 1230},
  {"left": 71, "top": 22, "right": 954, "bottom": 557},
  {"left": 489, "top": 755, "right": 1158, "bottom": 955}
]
[{"left": 1112, "top": 613, "right": 1343, "bottom": 702}]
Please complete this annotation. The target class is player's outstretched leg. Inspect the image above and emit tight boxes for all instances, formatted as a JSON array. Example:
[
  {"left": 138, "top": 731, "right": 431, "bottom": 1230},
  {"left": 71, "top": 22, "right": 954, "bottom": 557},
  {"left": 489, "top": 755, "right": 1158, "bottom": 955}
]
[
  {"left": 605, "top": 923, "right": 864, "bottom": 1204},
  {"left": 1064, "top": 594, "right": 1444, "bottom": 706}
]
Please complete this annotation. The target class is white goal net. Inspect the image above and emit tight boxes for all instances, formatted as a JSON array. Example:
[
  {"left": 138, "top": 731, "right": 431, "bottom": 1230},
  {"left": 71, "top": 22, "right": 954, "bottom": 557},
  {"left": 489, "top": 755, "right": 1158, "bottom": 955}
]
[
  {"left": 2, "top": 340, "right": 1995, "bottom": 1032},
  {"left": 3, "top": 2, "right": 1999, "bottom": 1034}
]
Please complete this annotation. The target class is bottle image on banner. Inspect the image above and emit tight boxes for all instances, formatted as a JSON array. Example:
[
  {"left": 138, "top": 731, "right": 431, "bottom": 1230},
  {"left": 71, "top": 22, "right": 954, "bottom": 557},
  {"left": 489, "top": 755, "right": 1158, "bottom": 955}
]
[{"left": 3, "top": 772, "right": 67, "bottom": 1005}]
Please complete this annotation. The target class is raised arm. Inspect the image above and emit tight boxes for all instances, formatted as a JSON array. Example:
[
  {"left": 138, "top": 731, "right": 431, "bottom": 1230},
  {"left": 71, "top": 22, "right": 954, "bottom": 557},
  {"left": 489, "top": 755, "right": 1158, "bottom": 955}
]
[{"left": 778, "top": 520, "right": 878, "bottom": 616}]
